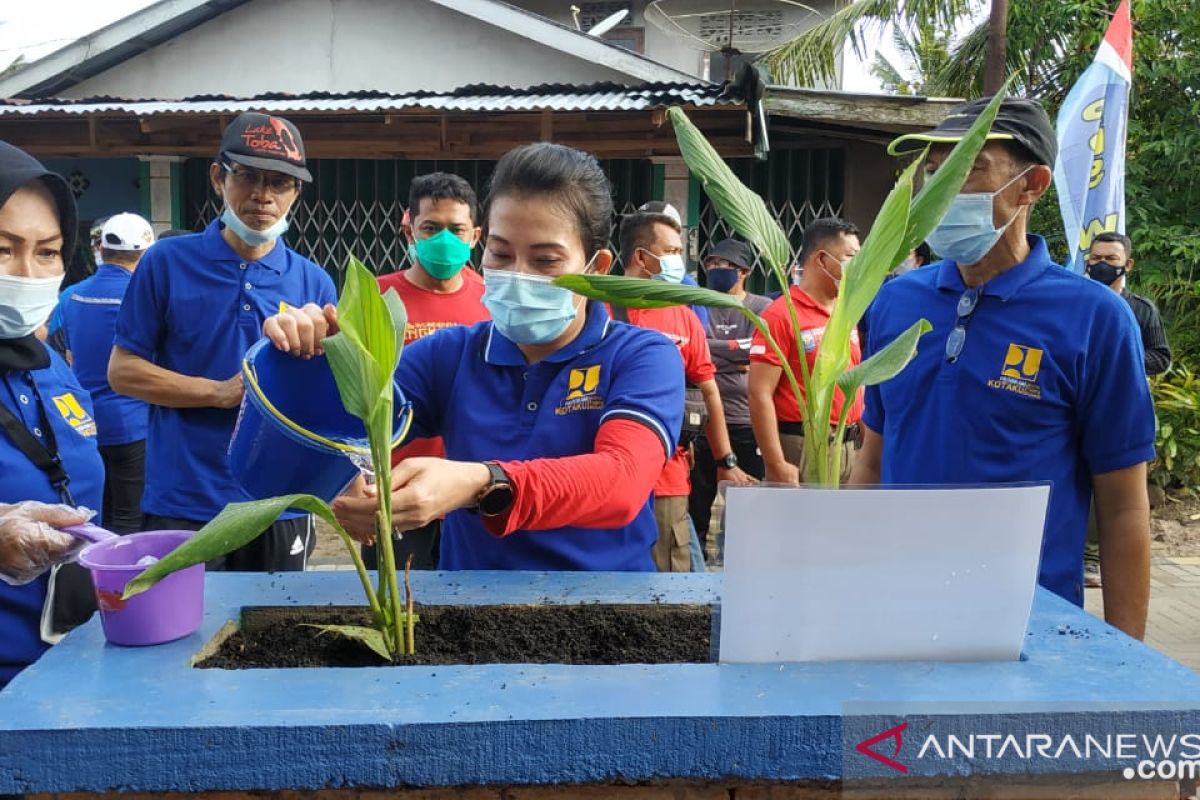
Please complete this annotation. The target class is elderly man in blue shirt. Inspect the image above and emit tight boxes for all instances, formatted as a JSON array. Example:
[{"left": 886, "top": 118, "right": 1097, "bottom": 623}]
[
  {"left": 108, "top": 113, "right": 336, "bottom": 571},
  {"left": 851, "top": 97, "right": 1154, "bottom": 641}
]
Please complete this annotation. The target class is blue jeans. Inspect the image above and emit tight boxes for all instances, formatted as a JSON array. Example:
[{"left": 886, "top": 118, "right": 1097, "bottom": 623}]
[{"left": 687, "top": 515, "right": 706, "bottom": 572}]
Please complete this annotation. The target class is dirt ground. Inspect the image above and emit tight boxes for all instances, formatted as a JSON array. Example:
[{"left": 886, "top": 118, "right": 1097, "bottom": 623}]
[
  {"left": 1150, "top": 493, "right": 1200, "bottom": 558},
  {"left": 309, "top": 493, "right": 1200, "bottom": 567}
]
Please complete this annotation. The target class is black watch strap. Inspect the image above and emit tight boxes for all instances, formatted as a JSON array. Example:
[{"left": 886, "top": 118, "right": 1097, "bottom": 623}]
[
  {"left": 718, "top": 451, "right": 738, "bottom": 469},
  {"left": 477, "top": 461, "right": 515, "bottom": 517}
]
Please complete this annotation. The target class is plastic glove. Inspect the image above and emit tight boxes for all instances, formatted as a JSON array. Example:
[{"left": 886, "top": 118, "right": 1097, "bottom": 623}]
[{"left": 0, "top": 501, "right": 95, "bottom": 586}]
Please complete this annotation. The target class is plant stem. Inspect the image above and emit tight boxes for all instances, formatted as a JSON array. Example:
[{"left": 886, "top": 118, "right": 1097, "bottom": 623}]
[
  {"left": 327, "top": 515, "right": 387, "bottom": 632},
  {"left": 404, "top": 553, "right": 415, "bottom": 656},
  {"left": 370, "top": 400, "right": 406, "bottom": 659}
]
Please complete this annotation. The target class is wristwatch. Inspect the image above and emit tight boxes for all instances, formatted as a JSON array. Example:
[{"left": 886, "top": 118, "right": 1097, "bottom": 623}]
[
  {"left": 718, "top": 452, "right": 739, "bottom": 469},
  {"left": 476, "top": 461, "right": 515, "bottom": 517}
]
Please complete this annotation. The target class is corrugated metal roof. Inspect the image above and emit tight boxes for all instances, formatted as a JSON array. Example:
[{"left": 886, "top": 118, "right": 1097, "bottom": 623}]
[{"left": 0, "top": 82, "right": 738, "bottom": 117}]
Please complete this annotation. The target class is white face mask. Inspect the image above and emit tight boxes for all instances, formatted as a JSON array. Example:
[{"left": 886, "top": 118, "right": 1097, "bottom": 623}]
[
  {"left": 0, "top": 274, "right": 61, "bottom": 339},
  {"left": 221, "top": 206, "right": 289, "bottom": 247},
  {"left": 926, "top": 166, "right": 1034, "bottom": 266}
]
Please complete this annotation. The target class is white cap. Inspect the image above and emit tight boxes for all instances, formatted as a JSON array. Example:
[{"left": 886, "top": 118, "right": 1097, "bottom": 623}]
[{"left": 100, "top": 213, "right": 155, "bottom": 251}]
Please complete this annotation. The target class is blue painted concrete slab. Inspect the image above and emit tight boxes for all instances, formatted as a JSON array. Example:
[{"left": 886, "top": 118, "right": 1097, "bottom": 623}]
[{"left": 1, "top": 571, "right": 1199, "bottom": 793}]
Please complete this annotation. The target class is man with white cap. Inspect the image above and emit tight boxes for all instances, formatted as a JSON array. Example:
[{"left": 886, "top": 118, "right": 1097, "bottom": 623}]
[
  {"left": 61, "top": 212, "right": 155, "bottom": 533},
  {"left": 109, "top": 113, "right": 336, "bottom": 569}
]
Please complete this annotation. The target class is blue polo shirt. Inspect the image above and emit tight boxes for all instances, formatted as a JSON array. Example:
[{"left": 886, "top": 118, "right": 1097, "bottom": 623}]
[
  {"left": 397, "top": 301, "right": 684, "bottom": 571},
  {"left": 114, "top": 220, "right": 337, "bottom": 522},
  {"left": 61, "top": 264, "right": 148, "bottom": 446},
  {"left": 0, "top": 349, "right": 104, "bottom": 688},
  {"left": 862, "top": 235, "right": 1156, "bottom": 606}
]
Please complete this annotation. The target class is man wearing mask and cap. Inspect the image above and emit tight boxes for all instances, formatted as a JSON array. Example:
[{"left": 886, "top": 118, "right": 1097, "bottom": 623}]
[
  {"left": 618, "top": 205, "right": 755, "bottom": 572},
  {"left": 109, "top": 113, "right": 336, "bottom": 571},
  {"left": 61, "top": 213, "right": 155, "bottom": 535},
  {"left": 689, "top": 239, "right": 769, "bottom": 561},
  {"left": 850, "top": 97, "right": 1155, "bottom": 641},
  {"left": 369, "top": 172, "right": 488, "bottom": 570}
]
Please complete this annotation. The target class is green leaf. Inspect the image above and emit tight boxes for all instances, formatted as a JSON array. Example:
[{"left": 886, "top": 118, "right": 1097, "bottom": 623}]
[
  {"left": 902, "top": 86, "right": 1010, "bottom": 255},
  {"left": 667, "top": 107, "right": 791, "bottom": 278},
  {"left": 322, "top": 333, "right": 378, "bottom": 423},
  {"left": 123, "top": 493, "right": 344, "bottom": 599},
  {"left": 304, "top": 624, "right": 394, "bottom": 662},
  {"left": 555, "top": 273, "right": 746, "bottom": 310},
  {"left": 837, "top": 319, "right": 934, "bottom": 397},
  {"left": 323, "top": 257, "right": 400, "bottom": 424},
  {"left": 381, "top": 288, "right": 408, "bottom": 362}
]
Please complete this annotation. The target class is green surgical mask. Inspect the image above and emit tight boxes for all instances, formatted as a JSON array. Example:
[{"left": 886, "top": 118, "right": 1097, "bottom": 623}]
[{"left": 411, "top": 228, "right": 472, "bottom": 280}]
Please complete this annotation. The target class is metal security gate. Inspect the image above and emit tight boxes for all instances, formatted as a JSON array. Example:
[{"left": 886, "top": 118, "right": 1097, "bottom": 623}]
[
  {"left": 183, "top": 157, "right": 656, "bottom": 287},
  {"left": 697, "top": 146, "right": 845, "bottom": 295}
]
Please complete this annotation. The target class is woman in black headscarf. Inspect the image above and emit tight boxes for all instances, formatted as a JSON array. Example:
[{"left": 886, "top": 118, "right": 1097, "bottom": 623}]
[{"left": 0, "top": 141, "right": 103, "bottom": 688}]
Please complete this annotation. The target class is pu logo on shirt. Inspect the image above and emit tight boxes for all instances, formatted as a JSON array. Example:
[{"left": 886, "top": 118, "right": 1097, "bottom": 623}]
[
  {"left": 987, "top": 344, "right": 1044, "bottom": 400},
  {"left": 52, "top": 393, "right": 97, "bottom": 437},
  {"left": 557, "top": 365, "right": 604, "bottom": 415}
]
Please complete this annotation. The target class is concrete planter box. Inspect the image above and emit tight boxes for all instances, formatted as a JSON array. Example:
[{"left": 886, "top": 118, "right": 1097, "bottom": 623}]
[{"left": 2, "top": 570, "right": 1198, "bottom": 799}]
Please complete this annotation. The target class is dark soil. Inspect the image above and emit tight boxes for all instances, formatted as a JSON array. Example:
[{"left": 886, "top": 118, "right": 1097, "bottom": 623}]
[{"left": 197, "top": 603, "right": 713, "bottom": 668}]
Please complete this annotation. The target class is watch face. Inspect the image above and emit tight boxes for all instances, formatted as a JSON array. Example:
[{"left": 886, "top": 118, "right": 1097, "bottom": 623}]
[{"left": 721, "top": 453, "right": 738, "bottom": 469}]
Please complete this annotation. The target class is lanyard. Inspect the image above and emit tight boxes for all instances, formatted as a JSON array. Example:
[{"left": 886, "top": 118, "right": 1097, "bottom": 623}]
[{"left": 0, "top": 373, "right": 75, "bottom": 506}]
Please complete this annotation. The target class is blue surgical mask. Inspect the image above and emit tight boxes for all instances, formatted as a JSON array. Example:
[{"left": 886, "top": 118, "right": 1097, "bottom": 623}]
[
  {"left": 0, "top": 274, "right": 61, "bottom": 339},
  {"left": 706, "top": 267, "right": 739, "bottom": 293},
  {"left": 482, "top": 260, "right": 594, "bottom": 345},
  {"left": 221, "top": 206, "right": 289, "bottom": 247},
  {"left": 642, "top": 250, "right": 685, "bottom": 284},
  {"left": 925, "top": 166, "right": 1034, "bottom": 266}
]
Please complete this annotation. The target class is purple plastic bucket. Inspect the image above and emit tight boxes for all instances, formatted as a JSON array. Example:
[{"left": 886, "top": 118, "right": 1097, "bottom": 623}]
[{"left": 76, "top": 530, "right": 204, "bottom": 646}]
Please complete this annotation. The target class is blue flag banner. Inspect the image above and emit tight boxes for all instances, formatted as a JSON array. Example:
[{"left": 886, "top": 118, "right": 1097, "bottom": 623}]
[{"left": 1054, "top": 0, "right": 1133, "bottom": 273}]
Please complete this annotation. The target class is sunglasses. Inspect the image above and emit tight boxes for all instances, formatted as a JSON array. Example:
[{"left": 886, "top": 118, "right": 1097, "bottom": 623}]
[{"left": 945, "top": 288, "right": 981, "bottom": 363}]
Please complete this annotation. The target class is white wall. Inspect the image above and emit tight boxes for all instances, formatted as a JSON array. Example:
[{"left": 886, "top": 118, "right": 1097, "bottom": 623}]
[
  {"left": 64, "top": 0, "right": 635, "bottom": 99},
  {"left": 507, "top": 0, "right": 840, "bottom": 85}
]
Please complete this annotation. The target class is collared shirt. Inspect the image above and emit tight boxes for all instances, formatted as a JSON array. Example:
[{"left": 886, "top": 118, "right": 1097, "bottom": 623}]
[
  {"left": 1121, "top": 290, "right": 1171, "bottom": 376},
  {"left": 863, "top": 235, "right": 1156, "bottom": 606},
  {"left": 621, "top": 305, "right": 715, "bottom": 498},
  {"left": 0, "top": 349, "right": 104, "bottom": 688},
  {"left": 62, "top": 264, "right": 148, "bottom": 446},
  {"left": 114, "top": 220, "right": 337, "bottom": 522},
  {"left": 397, "top": 301, "right": 683, "bottom": 571},
  {"left": 377, "top": 267, "right": 489, "bottom": 461},
  {"left": 749, "top": 286, "right": 865, "bottom": 425}
]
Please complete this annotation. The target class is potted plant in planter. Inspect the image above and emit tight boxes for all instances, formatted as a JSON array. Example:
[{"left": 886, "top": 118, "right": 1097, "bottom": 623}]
[{"left": 125, "top": 257, "right": 419, "bottom": 661}]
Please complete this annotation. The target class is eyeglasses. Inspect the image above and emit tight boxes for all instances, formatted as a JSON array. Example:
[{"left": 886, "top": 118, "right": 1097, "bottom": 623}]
[
  {"left": 945, "top": 288, "right": 981, "bottom": 363},
  {"left": 223, "top": 164, "right": 300, "bottom": 194}
]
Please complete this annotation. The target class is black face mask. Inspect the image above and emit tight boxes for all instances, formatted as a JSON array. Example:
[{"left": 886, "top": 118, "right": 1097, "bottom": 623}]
[{"left": 1086, "top": 261, "right": 1127, "bottom": 286}]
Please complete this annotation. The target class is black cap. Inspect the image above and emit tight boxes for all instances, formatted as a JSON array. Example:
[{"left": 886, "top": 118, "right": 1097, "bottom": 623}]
[
  {"left": 888, "top": 96, "right": 1057, "bottom": 169},
  {"left": 219, "top": 112, "right": 312, "bottom": 182},
  {"left": 705, "top": 238, "right": 754, "bottom": 270},
  {"left": 0, "top": 141, "right": 78, "bottom": 266}
]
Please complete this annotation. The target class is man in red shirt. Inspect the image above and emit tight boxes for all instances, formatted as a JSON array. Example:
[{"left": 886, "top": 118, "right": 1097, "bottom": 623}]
[
  {"left": 749, "top": 218, "right": 864, "bottom": 485},
  {"left": 617, "top": 204, "right": 754, "bottom": 571},
  {"left": 373, "top": 172, "right": 489, "bottom": 568}
]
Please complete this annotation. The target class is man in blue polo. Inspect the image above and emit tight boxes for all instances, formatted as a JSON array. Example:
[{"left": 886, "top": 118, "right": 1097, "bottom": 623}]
[
  {"left": 850, "top": 97, "right": 1154, "bottom": 640},
  {"left": 109, "top": 113, "right": 336, "bottom": 570},
  {"left": 61, "top": 212, "right": 155, "bottom": 534}
]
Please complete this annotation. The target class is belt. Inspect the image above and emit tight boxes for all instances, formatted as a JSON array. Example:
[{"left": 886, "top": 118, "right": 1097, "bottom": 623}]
[{"left": 778, "top": 420, "right": 862, "bottom": 444}]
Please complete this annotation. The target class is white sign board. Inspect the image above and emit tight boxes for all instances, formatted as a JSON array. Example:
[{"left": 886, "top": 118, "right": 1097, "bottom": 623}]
[{"left": 719, "top": 484, "right": 1050, "bottom": 663}]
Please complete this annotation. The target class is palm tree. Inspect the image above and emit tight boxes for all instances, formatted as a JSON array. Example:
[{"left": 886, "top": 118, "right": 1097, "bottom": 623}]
[
  {"left": 765, "top": 0, "right": 1115, "bottom": 102},
  {"left": 869, "top": 17, "right": 954, "bottom": 95}
]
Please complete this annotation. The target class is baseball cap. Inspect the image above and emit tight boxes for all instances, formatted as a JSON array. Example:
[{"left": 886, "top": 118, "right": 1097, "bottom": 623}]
[
  {"left": 219, "top": 112, "right": 312, "bottom": 182},
  {"left": 705, "top": 239, "right": 754, "bottom": 270},
  {"left": 636, "top": 200, "right": 682, "bottom": 228},
  {"left": 888, "top": 96, "right": 1057, "bottom": 169},
  {"left": 100, "top": 212, "right": 155, "bottom": 251}
]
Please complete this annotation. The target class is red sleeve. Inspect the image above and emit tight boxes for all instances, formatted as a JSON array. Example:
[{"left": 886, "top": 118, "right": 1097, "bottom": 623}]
[
  {"left": 681, "top": 309, "right": 716, "bottom": 384},
  {"left": 750, "top": 302, "right": 791, "bottom": 366},
  {"left": 481, "top": 419, "right": 666, "bottom": 537}
]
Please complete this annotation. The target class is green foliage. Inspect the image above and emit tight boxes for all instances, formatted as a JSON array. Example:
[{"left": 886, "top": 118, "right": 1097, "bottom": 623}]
[
  {"left": 559, "top": 99, "right": 1000, "bottom": 485},
  {"left": 870, "top": 17, "right": 955, "bottom": 96},
  {"left": 1150, "top": 365, "right": 1200, "bottom": 496},
  {"left": 124, "top": 258, "right": 416, "bottom": 660}
]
